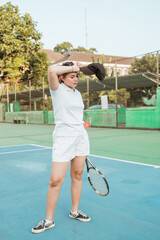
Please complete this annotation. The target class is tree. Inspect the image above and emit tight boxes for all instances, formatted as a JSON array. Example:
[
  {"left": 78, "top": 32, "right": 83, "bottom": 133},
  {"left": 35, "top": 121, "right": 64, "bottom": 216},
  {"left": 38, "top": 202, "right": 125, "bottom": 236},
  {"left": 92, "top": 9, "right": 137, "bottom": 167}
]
[
  {"left": 53, "top": 41, "right": 97, "bottom": 54},
  {"left": 54, "top": 42, "right": 73, "bottom": 54},
  {"left": 128, "top": 53, "right": 159, "bottom": 106},
  {"left": 89, "top": 48, "right": 97, "bottom": 54},
  {"left": 126, "top": 88, "right": 157, "bottom": 107},
  {"left": 0, "top": 2, "right": 47, "bottom": 85},
  {"left": 106, "top": 89, "right": 130, "bottom": 106},
  {"left": 129, "top": 54, "right": 160, "bottom": 74},
  {"left": 27, "top": 51, "right": 50, "bottom": 87},
  {"left": 73, "top": 46, "right": 97, "bottom": 54}
]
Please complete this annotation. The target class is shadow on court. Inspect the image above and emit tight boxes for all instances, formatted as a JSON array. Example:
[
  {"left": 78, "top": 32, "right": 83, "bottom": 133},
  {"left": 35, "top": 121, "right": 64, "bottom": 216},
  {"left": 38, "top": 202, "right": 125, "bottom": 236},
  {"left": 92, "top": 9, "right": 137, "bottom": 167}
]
[{"left": 0, "top": 144, "right": 160, "bottom": 240}]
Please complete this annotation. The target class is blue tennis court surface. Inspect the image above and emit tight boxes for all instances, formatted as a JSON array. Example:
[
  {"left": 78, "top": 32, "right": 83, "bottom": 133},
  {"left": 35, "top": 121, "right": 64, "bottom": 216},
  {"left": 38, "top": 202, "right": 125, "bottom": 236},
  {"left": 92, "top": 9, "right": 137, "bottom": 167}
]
[{"left": 1, "top": 144, "right": 160, "bottom": 240}]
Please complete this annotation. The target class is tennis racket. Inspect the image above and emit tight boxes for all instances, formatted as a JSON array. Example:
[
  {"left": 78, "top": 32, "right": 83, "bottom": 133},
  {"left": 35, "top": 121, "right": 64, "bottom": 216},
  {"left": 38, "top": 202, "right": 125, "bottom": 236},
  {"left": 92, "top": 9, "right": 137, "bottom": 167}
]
[{"left": 85, "top": 157, "right": 109, "bottom": 196}]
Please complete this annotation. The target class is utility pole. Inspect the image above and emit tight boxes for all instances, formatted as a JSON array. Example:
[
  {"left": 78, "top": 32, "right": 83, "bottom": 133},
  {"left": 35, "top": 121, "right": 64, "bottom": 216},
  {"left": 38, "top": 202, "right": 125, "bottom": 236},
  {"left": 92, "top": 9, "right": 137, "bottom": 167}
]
[
  {"left": 42, "top": 77, "right": 44, "bottom": 111},
  {"left": 84, "top": 8, "right": 88, "bottom": 49},
  {"left": 14, "top": 83, "right": 16, "bottom": 112},
  {"left": 115, "top": 61, "right": 118, "bottom": 126},
  {"left": 85, "top": 9, "right": 89, "bottom": 108},
  {"left": 87, "top": 77, "right": 90, "bottom": 109},
  {"left": 29, "top": 80, "right": 31, "bottom": 111},
  {"left": 7, "top": 83, "right": 9, "bottom": 112},
  {"left": 157, "top": 51, "right": 159, "bottom": 88}
]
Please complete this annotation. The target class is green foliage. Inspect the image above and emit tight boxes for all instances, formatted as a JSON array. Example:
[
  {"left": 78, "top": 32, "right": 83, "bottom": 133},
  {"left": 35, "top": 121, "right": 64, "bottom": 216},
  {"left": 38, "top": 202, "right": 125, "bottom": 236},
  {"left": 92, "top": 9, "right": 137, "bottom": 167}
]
[
  {"left": 73, "top": 46, "right": 97, "bottom": 54},
  {"left": 82, "top": 89, "right": 130, "bottom": 109},
  {"left": 53, "top": 41, "right": 97, "bottom": 54},
  {"left": 107, "top": 89, "right": 130, "bottom": 105},
  {"left": 89, "top": 48, "right": 97, "bottom": 54},
  {"left": 129, "top": 54, "right": 160, "bottom": 74},
  {"left": 82, "top": 91, "right": 100, "bottom": 109},
  {"left": 127, "top": 90, "right": 147, "bottom": 107},
  {"left": 0, "top": 2, "right": 48, "bottom": 87},
  {"left": 98, "top": 89, "right": 130, "bottom": 106},
  {"left": 0, "top": 2, "right": 42, "bottom": 56},
  {"left": 128, "top": 53, "right": 159, "bottom": 106},
  {"left": 92, "top": 54, "right": 105, "bottom": 64},
  {"left": 2, "top": 56, "right": 26, "bottom": 80},
  {"left": 25, "top": 51, "right": 50, "bottom": 87},
  {"left": 54, "top": 42, "right": 73, "bottom": 54},
  {"left": 127, "top": 88, "right": 156, "bottom": 107},
  {"left": 72, "top": 46, "right": 87, "bottom": 53}
]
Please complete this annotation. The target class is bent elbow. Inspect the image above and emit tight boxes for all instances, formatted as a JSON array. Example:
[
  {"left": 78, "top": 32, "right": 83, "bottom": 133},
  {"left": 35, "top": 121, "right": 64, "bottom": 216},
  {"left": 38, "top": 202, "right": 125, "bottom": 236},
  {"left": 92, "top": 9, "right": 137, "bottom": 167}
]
[
  {"left": 48, "top": 66, "right": 54, "bottom": 74},
  {"left": 48, "top": 67, "right": 57, "bottom": 79}
]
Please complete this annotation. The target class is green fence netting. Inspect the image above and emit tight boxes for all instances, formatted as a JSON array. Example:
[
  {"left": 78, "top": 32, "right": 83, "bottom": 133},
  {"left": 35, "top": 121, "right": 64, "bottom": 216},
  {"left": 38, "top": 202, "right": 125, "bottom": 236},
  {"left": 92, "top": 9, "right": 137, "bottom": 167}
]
[
  {"left": 126, "top": 107, "right": 160, "bottom": 128},
  {"left": 5, "top": 111, "right": 44, "bottom": 124},
  {"left": 48, "top": 111, "right": 54, "bottom": 124},
  {"left": 3, "top": 87, "right": 160, "bottom": 129},
  {"left": 83, "top": 110, "right": 116, "bottom": 127},
  {"left": 117, "top": 107, "right": 126, "bottom": 124}
]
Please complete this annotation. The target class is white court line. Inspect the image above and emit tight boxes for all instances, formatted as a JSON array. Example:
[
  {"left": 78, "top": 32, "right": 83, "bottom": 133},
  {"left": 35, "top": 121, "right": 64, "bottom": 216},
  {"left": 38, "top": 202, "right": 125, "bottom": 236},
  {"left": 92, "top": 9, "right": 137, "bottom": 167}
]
[
  {"left": 89, "top": 154, "right": 159, "bottom": 168},
  {"left": 0, "top": 144, "right": 32, "bottom": 148},
  {"left": 31, "top": 144, "right": 160, "bottom": 169},
  {"left": 2, "top": 144, "right": 158, "bottom": 168},
  {"left": 30, "top": 144, "right": 52, "bottom": 149},
  {"left": 0, "top": 148, "right": 50, "bottom": 155}
]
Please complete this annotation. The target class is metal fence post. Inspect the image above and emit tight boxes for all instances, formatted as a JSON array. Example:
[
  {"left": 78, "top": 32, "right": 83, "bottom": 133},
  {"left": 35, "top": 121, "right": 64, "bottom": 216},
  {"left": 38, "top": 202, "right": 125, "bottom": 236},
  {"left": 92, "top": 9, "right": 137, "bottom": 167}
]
[
  {"left": 115, "top": 61, "right": 118, "bottom": 126},
  {"left": 157, "top": 51, "right": 159, "bottom": 88},
  {"left": 29, "top": 80, "right": 31, "bottom": 111}
]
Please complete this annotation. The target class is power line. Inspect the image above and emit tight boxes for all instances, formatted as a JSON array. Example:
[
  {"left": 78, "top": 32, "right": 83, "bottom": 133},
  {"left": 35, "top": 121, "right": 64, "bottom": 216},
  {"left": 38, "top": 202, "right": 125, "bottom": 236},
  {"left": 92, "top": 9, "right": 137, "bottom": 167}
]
[{"left": 106, "top": 50, "right": 160, "bottom": 64}]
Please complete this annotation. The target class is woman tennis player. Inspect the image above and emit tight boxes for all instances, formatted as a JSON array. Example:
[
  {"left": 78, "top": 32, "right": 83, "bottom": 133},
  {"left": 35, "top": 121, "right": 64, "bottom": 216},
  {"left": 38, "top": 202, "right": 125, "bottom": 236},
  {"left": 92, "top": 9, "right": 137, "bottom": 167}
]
[{"left": 32, "top": 62, "right": 91, "bottom": 234}]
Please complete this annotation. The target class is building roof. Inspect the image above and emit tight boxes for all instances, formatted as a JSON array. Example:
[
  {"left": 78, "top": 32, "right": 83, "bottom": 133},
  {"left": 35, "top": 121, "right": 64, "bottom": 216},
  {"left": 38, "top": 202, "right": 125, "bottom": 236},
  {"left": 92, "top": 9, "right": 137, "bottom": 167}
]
[
  {"left": 67, "top": 51, "right": 135, "bottom": 65},
  {"left": 42, "top": 49, "right": 62, "bottom": 62},
  {"left": 42, "top": 49, "right": 135, "bottom": 65}
]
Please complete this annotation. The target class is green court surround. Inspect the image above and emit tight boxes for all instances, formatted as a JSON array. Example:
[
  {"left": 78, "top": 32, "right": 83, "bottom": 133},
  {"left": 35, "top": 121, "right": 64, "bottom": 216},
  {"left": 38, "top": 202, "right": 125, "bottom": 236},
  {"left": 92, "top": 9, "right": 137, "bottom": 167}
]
[{"left": 0, "top": 123, "right": 160, "bottom": 166}]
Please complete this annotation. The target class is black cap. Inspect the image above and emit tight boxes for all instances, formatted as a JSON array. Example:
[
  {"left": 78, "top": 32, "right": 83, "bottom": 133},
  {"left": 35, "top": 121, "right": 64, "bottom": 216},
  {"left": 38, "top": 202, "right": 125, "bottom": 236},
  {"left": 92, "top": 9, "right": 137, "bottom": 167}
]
[{"left": 80, "top": 63, "right": 106, "bottom": 81}]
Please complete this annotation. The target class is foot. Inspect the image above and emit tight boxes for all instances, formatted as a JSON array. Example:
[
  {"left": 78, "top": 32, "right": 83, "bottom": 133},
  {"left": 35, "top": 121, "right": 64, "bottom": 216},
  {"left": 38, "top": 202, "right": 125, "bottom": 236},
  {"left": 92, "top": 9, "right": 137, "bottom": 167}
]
[
  {"left": 69, "top": 210, "right": 91, "bottom": 222},
  {"left": 31, "top": 220, "right": 55, "bottom": 234}
]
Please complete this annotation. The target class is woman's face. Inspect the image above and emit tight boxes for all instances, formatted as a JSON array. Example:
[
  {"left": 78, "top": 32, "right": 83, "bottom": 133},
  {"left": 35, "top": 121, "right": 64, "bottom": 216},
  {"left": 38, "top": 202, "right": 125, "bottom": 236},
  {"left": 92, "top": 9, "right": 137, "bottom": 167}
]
[{"left": 62, "top": 72, "right": 79, "bottom": 90}]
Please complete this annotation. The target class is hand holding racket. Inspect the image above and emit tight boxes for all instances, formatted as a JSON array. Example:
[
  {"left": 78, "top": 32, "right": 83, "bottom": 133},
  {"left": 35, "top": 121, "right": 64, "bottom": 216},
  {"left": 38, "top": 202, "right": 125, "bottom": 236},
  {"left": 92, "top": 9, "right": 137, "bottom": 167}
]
[{"left": 85, "top": 157, "right": 109, "bottom": 196}]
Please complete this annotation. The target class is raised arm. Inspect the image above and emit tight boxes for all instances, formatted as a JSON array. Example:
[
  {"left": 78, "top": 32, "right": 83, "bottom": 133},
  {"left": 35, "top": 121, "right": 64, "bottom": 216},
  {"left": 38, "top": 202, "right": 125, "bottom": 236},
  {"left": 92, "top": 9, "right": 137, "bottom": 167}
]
[{"left": 48, "top": 64, "right": 80, "bottom": 91}]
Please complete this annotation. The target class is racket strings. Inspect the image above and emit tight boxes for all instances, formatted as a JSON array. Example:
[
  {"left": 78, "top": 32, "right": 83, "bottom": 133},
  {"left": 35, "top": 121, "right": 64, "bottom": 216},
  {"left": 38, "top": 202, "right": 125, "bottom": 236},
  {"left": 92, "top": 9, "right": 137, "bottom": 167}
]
[{"left": 89, "top": 168, "right": 108, "bottom": 195}]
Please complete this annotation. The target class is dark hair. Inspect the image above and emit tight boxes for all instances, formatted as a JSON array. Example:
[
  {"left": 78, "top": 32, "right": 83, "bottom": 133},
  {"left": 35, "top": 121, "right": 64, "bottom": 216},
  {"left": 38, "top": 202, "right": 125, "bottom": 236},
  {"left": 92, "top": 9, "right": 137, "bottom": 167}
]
[
  {"left": 58, "top": 62, "right": 75, "bottom": 83},
  {"left": 62, "top": 61, "right": 74, "bottom": 66}
]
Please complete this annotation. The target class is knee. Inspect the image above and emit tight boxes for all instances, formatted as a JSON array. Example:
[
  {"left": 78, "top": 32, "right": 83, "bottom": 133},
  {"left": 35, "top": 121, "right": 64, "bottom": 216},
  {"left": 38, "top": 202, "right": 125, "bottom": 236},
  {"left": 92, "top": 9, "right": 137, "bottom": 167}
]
[
  {"left": 49, "top": 177, "right": 63, "bottom": 188},
  {"left": 71, "top": 170, "right": 83, "bottom": 181}
]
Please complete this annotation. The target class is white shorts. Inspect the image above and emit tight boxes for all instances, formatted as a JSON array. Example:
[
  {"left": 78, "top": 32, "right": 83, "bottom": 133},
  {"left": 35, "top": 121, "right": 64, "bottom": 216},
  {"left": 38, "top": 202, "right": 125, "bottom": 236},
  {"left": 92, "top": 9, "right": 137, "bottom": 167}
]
[{"left": 52, "top": 131, "right": 90, "bottom": 162}]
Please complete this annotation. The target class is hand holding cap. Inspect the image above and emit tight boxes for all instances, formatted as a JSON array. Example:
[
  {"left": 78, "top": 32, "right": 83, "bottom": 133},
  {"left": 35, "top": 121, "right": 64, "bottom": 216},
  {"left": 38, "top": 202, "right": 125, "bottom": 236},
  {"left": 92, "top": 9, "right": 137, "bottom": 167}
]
[{"left": 80, "top": 63, "right": 106, "bottom": 81}]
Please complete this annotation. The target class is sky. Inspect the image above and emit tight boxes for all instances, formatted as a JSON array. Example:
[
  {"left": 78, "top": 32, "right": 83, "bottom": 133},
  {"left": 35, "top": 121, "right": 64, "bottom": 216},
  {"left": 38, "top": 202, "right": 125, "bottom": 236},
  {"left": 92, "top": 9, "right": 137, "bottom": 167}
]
[{"left": 1, "top": 0, "right": 160, "bottom": 58}]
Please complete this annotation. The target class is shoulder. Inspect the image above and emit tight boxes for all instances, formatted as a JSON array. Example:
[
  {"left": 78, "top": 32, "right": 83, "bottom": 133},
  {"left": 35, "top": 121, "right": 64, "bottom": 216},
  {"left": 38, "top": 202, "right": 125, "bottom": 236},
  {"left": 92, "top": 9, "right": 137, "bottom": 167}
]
[
  {"left": 75, "top": 89, "right": 82, "bottom": 96},
  {"left": 50, "top": 83, "right": 63, "bottom": 95}
]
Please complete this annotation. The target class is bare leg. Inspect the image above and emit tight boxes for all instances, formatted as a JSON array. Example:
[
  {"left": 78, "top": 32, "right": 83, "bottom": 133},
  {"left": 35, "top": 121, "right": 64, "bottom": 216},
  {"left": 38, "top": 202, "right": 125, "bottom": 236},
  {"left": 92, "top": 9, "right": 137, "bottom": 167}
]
[
  {"left": 46, "top": 161, "right": 70, "bottom": 221},
  {"left": 70, "top": 156, "right": 86, "bottom": 212}
]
